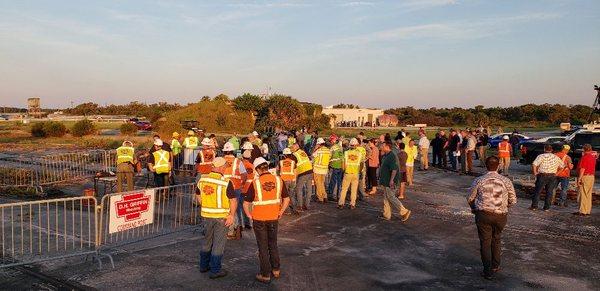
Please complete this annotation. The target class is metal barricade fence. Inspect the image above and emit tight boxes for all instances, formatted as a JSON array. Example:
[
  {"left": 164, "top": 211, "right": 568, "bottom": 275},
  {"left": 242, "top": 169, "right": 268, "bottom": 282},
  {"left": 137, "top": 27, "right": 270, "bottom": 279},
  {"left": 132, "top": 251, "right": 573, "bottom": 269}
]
[
  {"left": 0, "top": 196, "right": 98, "bottom": 268},
  {"left": 0, "top": 150, "right": 116, "bottom": 193},
  {"left": 97, "top": 183, "right": 201, "bottom": 253}
]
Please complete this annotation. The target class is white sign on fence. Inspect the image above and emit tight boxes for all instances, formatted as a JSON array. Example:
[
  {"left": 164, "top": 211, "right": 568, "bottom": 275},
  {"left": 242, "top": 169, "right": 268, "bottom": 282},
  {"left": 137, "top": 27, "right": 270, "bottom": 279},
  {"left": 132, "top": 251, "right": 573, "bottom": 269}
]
[{"left": 109, "top": 189, "right": 155, "bottom": 234}]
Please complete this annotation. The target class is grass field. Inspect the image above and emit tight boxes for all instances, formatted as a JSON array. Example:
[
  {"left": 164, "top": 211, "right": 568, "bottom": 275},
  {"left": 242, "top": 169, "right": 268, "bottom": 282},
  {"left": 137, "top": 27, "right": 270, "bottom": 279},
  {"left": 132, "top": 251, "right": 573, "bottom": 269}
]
[{"left": 0, "top": 120, "right": 124, "bottom": 131}]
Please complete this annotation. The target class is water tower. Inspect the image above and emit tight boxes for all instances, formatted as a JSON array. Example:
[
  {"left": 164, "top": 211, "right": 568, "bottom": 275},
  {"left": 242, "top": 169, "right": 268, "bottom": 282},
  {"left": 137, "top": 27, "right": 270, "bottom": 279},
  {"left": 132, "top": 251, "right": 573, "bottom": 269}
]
[{"left": 27, "top": 97, "right": 42, "bottom": 118}]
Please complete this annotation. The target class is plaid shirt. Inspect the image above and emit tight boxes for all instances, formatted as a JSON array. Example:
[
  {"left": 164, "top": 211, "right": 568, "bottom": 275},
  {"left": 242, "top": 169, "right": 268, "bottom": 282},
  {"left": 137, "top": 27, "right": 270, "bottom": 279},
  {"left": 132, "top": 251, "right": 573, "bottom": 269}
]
[
  {"left": 532, "top": 153, "right": 564, "bottom": 174},
  {"left": 468, "top": 171, "right": 517, "bottom": 214}
]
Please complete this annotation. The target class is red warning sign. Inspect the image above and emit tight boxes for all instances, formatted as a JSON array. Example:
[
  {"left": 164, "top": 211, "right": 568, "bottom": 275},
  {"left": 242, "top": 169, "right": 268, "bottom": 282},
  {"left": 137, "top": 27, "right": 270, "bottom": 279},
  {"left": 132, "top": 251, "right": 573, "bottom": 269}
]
[{"left": 109, "top": 189, "right": 155, "bottom": 234}]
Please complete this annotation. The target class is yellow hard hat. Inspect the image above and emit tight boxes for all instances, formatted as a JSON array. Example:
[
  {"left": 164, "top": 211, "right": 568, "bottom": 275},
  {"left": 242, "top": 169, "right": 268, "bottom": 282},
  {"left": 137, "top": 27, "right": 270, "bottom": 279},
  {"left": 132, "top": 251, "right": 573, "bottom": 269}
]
[
  {"left": 187, "top": 130, "right": 195, "bottom": 136},
  {"left": 563, "top": 144, "right": 570, "bottom": 151},
  {"left": 172, "top": 132, "right": 179, "bottom": 138}
]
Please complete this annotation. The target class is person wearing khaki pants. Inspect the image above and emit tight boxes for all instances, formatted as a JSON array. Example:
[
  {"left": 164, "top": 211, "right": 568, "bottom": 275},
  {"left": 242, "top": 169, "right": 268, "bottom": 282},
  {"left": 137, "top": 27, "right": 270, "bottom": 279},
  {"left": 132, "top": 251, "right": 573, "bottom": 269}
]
[
  {"left": 116, "top": 163, "right": 134, "bottom": 192},
  {"left": 338, "top": 138, "right": 363, "bottom": 209},
  {"left": 418, "top": 132, "right": 430, "bottom": 170},
  {"left": 379, "top": 141, "right": 411, "bottom": 221},
  {"left": 574, "top": 144, "right": 597, "bottom": 216}
]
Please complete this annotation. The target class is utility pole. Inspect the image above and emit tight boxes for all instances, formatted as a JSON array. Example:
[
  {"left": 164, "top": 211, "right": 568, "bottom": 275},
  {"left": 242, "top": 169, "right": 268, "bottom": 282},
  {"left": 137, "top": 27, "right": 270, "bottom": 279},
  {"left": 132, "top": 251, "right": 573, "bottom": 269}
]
[{"left": 589, "top": 85, "right": 600, "bottom": 123}]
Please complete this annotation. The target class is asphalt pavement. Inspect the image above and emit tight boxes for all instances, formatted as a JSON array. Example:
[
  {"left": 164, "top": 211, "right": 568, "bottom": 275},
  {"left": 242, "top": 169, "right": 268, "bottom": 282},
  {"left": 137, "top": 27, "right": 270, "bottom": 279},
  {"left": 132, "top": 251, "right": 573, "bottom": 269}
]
[{"left": 2, "top": 164, "right": 598, "bottom": 290}]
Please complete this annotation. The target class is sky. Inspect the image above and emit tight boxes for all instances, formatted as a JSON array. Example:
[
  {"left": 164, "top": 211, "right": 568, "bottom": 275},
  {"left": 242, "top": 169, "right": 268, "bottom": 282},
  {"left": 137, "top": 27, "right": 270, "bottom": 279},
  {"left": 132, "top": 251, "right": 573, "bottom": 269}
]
[{"left": 0, "top": 0, "right": 599, "bottom": 109}]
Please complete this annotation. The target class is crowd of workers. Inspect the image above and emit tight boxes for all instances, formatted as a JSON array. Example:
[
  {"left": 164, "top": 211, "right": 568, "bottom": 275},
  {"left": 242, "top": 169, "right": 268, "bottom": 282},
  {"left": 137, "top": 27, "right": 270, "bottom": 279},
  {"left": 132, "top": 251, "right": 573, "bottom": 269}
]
[{"left": 112, "top": 127, "right": 596, "bottom": 282}]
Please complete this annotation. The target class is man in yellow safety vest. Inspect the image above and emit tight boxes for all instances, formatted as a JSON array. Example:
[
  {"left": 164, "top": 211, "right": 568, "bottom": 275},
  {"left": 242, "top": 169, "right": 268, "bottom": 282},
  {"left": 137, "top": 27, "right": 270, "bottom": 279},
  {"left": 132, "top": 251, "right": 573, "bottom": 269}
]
[
  {"left": 197, "top": 157, "right": 238, "bottom": 279},
  {"left": 116, "top": 141, "right": 136, "bottom": 192},
  {"left": 312, "top": 138, "right": 331, "bottom": 203},
  {"left": 148, "top": 139, "right": 172, "bottom": 187},
  {"left": 171, "top": 132, "right": 182, "bottom": 170},
  {"left": 338, "top": 138, "right": 363, "bottom": 209},
  {"left": 291, "top": 143, "right": 313, "bottom": 211},
  {"left": 183, "top": 130, "right": 199, "bottom": 170}
]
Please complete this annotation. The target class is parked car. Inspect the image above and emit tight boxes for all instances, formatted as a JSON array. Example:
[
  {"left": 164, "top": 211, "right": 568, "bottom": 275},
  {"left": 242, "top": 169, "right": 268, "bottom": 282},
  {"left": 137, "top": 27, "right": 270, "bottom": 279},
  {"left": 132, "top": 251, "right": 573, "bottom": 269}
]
[
  {"left": 564, "top": 127, "right": 600, "bottom": 167},
  {"left": 519, "top": 136, "right": 566, "bottom": 164},
  {"left": 0, "top": 115, "right": 9, "bottom": 121},
  {"left": 488, "top": 133, "right": 532, "bottom": 148},
  {"left": 134, "top": 121, "right": 152, "bottom": 131}
]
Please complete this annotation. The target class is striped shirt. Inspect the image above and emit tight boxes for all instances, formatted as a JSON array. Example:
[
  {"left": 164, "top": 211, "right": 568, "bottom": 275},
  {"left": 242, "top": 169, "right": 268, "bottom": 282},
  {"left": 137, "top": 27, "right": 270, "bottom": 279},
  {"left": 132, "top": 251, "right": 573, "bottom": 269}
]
[
  {"left": 532, "top": 153, "right": 564, "bottom": 174},
  {"left": 468, "top": 171, "right": 517, "bottom": 214}
]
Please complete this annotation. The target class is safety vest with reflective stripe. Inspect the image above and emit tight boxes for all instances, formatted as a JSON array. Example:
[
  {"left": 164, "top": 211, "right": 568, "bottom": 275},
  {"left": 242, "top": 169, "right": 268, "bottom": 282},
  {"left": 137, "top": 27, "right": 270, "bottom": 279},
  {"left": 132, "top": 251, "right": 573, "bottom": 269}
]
[
  {"left": 242, "top": 159, "right": 255, "bottom": 194},
  {"left": 329, "top": 143, "right": 343, "bottom": 169},
  {"left": 198, "top": 172, "right": 231, "bottom": 218},
  {"left": 279, "top": 158, "right": 296, "bottom": 182},
  {"left": 498, "top": 141, "right": 511, "bottom": 158},
  {"left": 313, "top": 146, "right": 331, "bottom": 175},
  {"left": 223, "top": 155, "right": 243, "bottom": 190},
  {"left": 556, "top": 152, "right": 571, "bottom": 178},
  {"left": 344, "top": 149, "right": 362, "bottom": 174},
  {"left": 356, "top": 145, "right": 367, "bottom": 162},
  {"left": 252, "top": 174, "right": 282, "bottom": 221},
  {"left": 171, "top": 139, "right": 182, "bottom": 156},
  {"left": 197, "top": 149, "right": 215, "bottom": 174},
  {"left": 116, "top": 146, "right": 134, "bottom": 165},
  {"left": 152, "top": 149, "right": 170, "bottom": 174},
  {"left": 293, "top": 150, "right": 312, "bottom": 175},
  {"left": 183, "top": 136, "right": 199, "bottom": 149}
]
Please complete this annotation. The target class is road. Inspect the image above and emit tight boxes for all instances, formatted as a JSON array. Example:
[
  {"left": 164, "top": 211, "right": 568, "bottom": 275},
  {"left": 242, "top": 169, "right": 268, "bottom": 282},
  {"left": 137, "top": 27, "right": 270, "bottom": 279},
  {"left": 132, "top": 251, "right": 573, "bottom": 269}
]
[{"left": 1, "top": 165, "right": 598, "bottom": 290}]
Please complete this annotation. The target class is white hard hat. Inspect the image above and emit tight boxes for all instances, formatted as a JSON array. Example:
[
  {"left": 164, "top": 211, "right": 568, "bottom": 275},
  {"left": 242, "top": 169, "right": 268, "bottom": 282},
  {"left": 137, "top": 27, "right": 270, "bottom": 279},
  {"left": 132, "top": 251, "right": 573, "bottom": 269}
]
[
  {"left": 201, "top": 138, "right": 212, "bottom": 146},
  {"left": 154, "top": 139, "right": 163, "bottom": 146},
  {"left": 122, "top": 141, "right": 133, "bottom": 147},
  {"left": 503, "top": 135, "right": 509, "bottom": 140},
  {"left": 242, "top": 141, "right": 253, "bottom": 150},
  {"left": 282, "top": 148, "right": 292, "bottom": 155},
  {"left": 222, "top": 142, "right": 234, "bottom": 152},
  {"left": 349, "top": 138, "right": 359, "bottom": 146},
  {"left": 316, "top": 137, "right": 325, "bottom": 145},
  {"left": 252, "top": 131, "right": 259, "bottom": 136},
  {"left": 253, "top": 157, "right": 268, "bottom": 169}
]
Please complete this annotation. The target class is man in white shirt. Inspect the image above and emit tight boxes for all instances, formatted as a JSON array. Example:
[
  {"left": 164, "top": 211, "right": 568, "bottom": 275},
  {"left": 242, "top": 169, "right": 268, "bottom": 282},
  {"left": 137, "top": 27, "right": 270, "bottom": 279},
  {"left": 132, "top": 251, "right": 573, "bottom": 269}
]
[
  {"left": 418, "top": 132, "right": 430, "bottom": 170},
  {"left": 530, "top": 144, "right": 564, "bottom": 211}
]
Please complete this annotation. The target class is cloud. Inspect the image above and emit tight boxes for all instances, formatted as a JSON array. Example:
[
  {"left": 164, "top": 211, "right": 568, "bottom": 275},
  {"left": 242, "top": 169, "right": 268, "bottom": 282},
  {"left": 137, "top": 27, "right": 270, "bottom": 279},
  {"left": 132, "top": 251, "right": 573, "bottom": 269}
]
[
  {"left": 339, "top": 1, "right": 376, "bottom": 7},
  {"left": 399, "top": 0, "right": 457, "bottom": 11},
  {"left": 324, "top": 12, "right": 562, "bottom": 47}
]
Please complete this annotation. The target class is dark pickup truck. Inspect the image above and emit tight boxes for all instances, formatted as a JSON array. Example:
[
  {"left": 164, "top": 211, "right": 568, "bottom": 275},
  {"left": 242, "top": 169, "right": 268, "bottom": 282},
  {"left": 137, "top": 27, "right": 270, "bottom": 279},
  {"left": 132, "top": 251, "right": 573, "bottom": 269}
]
[
  {"left": 520, "top": 127, "right": 600, "bottom": 168},
  {"left": 519, "top": 136, "right": 566, "bottom": 164}
]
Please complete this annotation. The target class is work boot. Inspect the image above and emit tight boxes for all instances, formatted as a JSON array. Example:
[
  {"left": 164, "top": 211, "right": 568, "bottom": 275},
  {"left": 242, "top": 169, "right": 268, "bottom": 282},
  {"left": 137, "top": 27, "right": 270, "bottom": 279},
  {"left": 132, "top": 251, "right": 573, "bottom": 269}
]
[
  {"left": 401, "top": 210, "right": 411, "bottom": 222},
  {"left": 255, "top": 274, "right": 271, "bottom": 283},
  {"left": 272, "top": 269, "right": 281, "bottom": 278},
  {"left": 209, "top": 270, "right": 228, "bottom": 279}
]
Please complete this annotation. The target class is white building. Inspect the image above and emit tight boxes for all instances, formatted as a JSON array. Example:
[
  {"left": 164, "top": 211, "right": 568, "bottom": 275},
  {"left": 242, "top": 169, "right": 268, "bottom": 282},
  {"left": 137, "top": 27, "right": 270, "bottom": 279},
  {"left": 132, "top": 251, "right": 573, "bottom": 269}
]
[{"left": 322, "top": 107, "right": 384, "bottom": 127}]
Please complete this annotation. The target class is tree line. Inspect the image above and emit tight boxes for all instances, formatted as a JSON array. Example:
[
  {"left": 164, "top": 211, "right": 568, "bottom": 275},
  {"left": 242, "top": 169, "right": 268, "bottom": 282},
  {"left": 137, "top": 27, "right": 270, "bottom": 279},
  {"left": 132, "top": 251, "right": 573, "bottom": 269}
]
[{"left": 384, "top": 104, "right": 595, "bottom": 127}]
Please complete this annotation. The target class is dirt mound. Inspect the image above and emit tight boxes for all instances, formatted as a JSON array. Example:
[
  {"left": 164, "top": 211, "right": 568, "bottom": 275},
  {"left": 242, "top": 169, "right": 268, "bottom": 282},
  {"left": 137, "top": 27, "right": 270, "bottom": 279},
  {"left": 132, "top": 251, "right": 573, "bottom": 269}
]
[{"left": 155, "top": 100, "right": 254, "bottom": 136}]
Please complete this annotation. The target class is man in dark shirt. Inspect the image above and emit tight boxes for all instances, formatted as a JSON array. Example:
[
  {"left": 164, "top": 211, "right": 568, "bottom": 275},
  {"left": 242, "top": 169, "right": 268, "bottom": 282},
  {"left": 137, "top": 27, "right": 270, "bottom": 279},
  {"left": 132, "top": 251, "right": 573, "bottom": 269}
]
[
  {"left": 379, "top": 141, "right": 411, "bottom": 221},
  {"left": 448, "top": 130, "right": 460, "bottom": 170}
]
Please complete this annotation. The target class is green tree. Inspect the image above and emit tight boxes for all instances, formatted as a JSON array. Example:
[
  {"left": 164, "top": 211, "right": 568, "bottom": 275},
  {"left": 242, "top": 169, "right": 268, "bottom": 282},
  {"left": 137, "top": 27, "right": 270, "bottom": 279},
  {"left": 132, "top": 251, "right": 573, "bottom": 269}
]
[
  {"left": 213, "top": 94, "right": 230, "bottom": 102},
  {"left": 233, "top": 93, "right": 263, "bottom": 112},
  {"left": 71, "top": 119, "right": 96, "bottom": 137}
]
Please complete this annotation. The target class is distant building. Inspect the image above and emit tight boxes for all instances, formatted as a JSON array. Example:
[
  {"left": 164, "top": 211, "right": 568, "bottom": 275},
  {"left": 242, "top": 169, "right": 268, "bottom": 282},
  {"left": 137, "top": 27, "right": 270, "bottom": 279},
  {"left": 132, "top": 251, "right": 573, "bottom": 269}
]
[
  {"left": 378, "top": 114, "right": 399, "bottom": 127},
  {"left": 27, "top": 97, "right": 43, "bottom": 118},
  {"left": 322, "top": 107, "right": 384, "bottom": 128}
]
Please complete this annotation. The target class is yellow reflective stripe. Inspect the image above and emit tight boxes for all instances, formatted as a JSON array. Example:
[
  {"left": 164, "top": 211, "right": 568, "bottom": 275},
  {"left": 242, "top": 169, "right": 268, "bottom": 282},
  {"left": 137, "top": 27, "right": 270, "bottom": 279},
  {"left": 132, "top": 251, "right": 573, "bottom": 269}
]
[
  {"left": 201, "top": 208, "right": 229, "bottom": 213},
  {"left": 279, "top": 160, "right": 295, "bottom": 175},
  {"left": 216, "top": 185, "right": 223, "bottom": 209},
  {"left": 200, "top": 177, "right": 229, "bottom": 187},
  {"left": 252, "top": 177, "right": 281, "bottom": 206},
  {"left": 255, "top": 179, "right": 263, "bottom": 201}
]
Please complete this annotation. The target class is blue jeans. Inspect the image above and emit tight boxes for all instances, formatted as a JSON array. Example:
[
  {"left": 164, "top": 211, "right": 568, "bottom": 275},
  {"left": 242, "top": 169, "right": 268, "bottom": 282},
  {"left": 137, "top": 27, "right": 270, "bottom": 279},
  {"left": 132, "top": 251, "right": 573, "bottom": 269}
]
[
  {"left": 200, "top": 218, "right": 227, "bottom": 274},
  {"left": 532, "top": 174, "right": 558, "bottom": 210},
  {"left": 450, "top": 151, "right": 458, "bottom": 170},
  {"left": 327, "top": 168, "right": 343, "bottom": 200},
  {"left": 233, "top": 189, "right": 250, "bottom": 227},
  {"left": 556, "top": 177, "right": 570, "bottom": 205}
]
